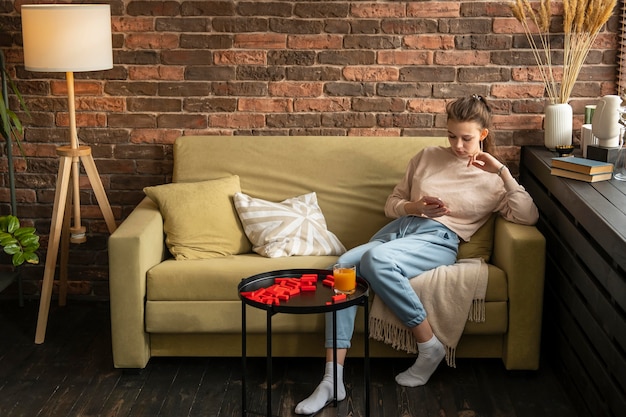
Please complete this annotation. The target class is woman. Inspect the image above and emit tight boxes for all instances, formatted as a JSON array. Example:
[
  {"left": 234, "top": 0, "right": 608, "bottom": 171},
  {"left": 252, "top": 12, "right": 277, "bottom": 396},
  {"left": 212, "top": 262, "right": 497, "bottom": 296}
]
[{"left": 295, "top": 95, "right": 539, "bottom": 415}]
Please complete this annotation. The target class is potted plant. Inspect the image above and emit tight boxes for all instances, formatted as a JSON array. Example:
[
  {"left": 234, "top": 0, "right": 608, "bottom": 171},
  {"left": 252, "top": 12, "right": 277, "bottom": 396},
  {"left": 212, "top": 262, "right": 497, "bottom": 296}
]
[
  {"left": 0, "top": 214, "right": 38, "bottom": 304},
  {"left": 0, "top": 214, "right": 39, "bottom": 267},
  {"left": 0, "top": 49, "right": 36, "bottom": 303}
]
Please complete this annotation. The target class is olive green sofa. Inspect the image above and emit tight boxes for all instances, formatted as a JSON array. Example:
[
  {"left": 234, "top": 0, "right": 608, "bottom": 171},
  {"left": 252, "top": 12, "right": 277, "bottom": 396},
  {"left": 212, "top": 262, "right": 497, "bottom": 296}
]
[{"left": 108, "top": 136, "right": 545, "bottom": 370}]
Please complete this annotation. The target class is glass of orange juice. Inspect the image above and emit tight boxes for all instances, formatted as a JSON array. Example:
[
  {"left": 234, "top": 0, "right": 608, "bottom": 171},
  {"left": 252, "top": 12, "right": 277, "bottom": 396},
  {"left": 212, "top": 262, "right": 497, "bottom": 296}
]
[{"left": 333, "top": 263, "right": 356, "bottom": 295}]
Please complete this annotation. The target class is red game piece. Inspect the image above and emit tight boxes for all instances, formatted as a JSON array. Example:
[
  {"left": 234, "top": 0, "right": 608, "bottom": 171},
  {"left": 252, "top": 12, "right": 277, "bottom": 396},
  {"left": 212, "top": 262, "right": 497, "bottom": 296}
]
[{"left": 331, "top": 293, "right": 346, "bottom": 302}]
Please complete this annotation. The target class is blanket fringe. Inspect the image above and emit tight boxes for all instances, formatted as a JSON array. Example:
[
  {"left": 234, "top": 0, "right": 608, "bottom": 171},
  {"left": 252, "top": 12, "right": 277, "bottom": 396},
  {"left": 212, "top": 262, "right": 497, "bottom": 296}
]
[
  {"left": 369, "top": 315, "right": 459, "bottom": 368},
  {"left": 369, "top": 297, "right": 486, "bottom": 369},
  {"left": 469, "top": 298, "right": 486, "bottom": 322},
  {"left": 446, "top": 346, "right": 456, "bottom": 368},
  {"left": 369, "top": 315, "right": 417, "bottom": 354}
]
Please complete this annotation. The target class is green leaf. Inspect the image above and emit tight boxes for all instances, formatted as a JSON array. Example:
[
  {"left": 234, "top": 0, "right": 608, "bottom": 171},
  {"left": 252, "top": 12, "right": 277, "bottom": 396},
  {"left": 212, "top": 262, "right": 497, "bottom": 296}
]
[
  {"left": 0, "top": 100, "right": 10, "bottom": 140},
  {"left": 3, "top": 243, "right": 20, "bottom": 255},
  {"left": 0, "top": 234, "right": 15, "bottom": 247},
  {"left": 14, "top": 227, "right": 36, "bottom": 237},
  {"left": 12, "top": 252, "right": 25, "bottom": 267},
  {"left": 24, "top": 252, "right": 39, "bottom": 264},
  {"left": 0, "top": 213, "right": 39, "bottom": 266},
  {"left": 23, "top": 243, "right": 40, "bottom": 253},
  {"left": 17, "top": 235, "right": 39, "bottom": 248},
  {"left": 0, "top": 217, "right": 8, "bottom": 232},
  {"left": 1, "top": 65, "right": 29, "bottom": 156},
  {"left": 6, "top": 216, "right": 20, "bottom": 234}
]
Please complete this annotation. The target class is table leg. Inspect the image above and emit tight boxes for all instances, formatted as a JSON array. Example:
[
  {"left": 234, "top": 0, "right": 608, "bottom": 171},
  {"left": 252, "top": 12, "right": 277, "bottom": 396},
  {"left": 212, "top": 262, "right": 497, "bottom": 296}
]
[
  {"left": 364, "top": 296, "right": 370, "bottom": 417},
  {"left": 332, "top": 310, "right": 337, "bottom": 407},
  {"left": 266, "top": 309, "right": 272, "bottom": 417},
  {"left": 241, "top": 301, "right": 247, "bottom": 417}
]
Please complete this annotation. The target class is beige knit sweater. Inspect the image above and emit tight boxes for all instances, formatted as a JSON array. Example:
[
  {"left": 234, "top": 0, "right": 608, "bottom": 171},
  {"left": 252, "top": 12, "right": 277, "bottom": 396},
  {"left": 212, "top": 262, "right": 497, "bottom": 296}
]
[{"left": 385, "top": 146, "right": 538, "bottom": 242}]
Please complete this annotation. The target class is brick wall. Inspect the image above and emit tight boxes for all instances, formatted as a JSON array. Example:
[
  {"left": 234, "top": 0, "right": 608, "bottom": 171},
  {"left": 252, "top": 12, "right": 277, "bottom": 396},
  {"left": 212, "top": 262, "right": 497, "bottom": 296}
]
[{"left": 0, "top": 1, "right": 620, "bottom": 300}]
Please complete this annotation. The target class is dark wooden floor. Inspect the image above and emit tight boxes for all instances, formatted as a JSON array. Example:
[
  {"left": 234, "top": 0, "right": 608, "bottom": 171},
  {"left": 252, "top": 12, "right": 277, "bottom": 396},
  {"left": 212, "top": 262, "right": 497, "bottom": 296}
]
[{"left": 0, "top": 298, "right": 579, "bottom": 417}]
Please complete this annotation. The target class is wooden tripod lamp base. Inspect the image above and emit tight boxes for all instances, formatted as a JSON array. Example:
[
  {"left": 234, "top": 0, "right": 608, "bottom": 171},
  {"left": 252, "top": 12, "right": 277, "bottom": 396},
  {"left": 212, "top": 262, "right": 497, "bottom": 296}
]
[
  {"left": 21, "top": 4, "right": 116, "bottom": 344},
  {"left": 34, "top": 145, "right": 117, "bottom": 344}
]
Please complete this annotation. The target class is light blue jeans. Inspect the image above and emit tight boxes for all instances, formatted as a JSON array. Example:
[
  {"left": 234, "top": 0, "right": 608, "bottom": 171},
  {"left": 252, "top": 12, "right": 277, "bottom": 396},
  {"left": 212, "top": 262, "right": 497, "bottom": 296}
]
[{"left": 325, "top": 216, "right": 459, "bottom": 349}]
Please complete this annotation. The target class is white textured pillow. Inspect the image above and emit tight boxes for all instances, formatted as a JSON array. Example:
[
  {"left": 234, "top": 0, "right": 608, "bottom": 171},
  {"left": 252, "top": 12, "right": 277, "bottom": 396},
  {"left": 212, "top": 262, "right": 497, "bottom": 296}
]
[{"left": 233, "top": 192, "right": 346, "bottom": 258}]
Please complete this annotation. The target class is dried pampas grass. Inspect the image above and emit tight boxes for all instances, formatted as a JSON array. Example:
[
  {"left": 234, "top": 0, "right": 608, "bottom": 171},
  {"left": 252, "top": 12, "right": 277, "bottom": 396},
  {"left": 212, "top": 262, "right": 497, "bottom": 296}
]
[{"left": 510, "top": 0, "right": 617, "bottom": 104}]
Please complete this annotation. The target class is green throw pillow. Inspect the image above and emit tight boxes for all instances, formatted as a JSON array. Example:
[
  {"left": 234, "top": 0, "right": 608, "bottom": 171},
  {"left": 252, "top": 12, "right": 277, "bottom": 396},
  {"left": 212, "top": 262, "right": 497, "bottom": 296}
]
[
  {"left": 144, "top": 175, "right": 251, "bottom": 260},
  {"left": 457, "top": 213, "right": 496, "bottom": 262}
]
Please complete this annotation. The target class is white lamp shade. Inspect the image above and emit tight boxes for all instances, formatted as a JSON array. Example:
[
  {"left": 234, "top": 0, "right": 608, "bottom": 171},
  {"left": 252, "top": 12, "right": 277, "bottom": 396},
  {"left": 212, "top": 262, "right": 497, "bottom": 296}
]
[{"left": 22, "top": 4, "right": 113, "bottom": 73}]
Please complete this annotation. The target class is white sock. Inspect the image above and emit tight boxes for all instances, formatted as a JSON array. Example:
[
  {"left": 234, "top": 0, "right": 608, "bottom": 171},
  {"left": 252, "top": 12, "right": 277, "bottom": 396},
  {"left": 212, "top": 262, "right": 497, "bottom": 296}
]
[
  {"left": 395, "top": 334, "right": 445, "bottom": 387},
  {"left": 295, "top": 362, "right": 345, "bottom": 415}
]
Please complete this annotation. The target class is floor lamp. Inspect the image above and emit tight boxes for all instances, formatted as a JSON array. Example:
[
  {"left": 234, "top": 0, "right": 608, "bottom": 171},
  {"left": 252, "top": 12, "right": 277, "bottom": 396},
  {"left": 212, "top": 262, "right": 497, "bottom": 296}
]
[{"left": 21, "top": 4, "right": 117, "bottom": 344}]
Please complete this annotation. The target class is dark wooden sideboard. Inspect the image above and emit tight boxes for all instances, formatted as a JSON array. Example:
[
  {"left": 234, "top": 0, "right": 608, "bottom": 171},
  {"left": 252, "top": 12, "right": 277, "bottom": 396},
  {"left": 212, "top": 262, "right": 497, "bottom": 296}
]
[{"left": 520, "top": 146, "right": 626, "bottom": 417}]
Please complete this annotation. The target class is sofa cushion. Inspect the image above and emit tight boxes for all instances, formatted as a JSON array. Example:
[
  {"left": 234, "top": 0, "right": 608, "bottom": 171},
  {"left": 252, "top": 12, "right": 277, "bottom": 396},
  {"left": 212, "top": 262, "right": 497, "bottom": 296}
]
[
  {"left": 146, "top": 254, "right": 507, "bottom": 303},
  {"left": 144, "top": 175, "right": 251, "bottom": 260},
  {"left": 146, "top": 254, "right": 337, "bottom": 301},
  {"left": 233, "top": 192, "right": 346, "bottom": 258},
  {"left": 457, "top": 213, "right": 496, "bottom": 262}
]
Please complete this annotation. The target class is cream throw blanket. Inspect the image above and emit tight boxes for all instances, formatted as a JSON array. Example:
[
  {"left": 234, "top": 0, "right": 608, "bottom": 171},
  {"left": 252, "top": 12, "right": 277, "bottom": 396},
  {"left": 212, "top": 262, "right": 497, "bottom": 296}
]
[{"left": 369, "top": 258, "right": 488, "bottom": 367}]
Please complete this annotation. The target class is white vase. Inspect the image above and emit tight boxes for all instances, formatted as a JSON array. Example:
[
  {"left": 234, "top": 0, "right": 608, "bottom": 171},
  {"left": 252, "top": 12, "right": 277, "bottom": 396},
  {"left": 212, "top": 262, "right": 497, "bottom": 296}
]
[{"left": 544, "top": 103, "right": 573, "bottom": 150}]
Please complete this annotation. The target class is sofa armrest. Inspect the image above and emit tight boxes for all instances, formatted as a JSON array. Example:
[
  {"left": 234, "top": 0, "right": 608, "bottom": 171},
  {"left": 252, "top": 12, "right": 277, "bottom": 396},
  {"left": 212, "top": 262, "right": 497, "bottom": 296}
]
[
  {"left": 491, "top": 216, "right": 546, "bottom": 370},
  {"left": 108, "top": 197, "right": 167, "bottom": 368}
]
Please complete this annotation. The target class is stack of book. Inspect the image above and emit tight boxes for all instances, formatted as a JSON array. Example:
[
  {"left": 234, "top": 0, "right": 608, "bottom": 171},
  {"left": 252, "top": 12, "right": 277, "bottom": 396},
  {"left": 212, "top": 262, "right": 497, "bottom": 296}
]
[{"left": 551, "top": 156, "right": 614, "bottom": 182}]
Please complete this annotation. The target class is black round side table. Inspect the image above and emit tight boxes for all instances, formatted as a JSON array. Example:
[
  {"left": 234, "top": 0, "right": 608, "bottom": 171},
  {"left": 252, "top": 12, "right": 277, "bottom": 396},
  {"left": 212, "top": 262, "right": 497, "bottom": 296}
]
[{"left": 238, "top": 268, "right": 370, "bottom": 417}]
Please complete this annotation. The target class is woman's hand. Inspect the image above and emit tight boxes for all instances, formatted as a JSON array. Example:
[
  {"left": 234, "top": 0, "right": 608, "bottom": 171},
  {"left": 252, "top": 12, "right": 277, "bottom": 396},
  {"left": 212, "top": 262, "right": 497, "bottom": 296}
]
[
  {"left": 405, "top": 196, "right": 450, "bottom": 218},
  {"left": 468, "top": 151, "right": 504, "bottom": 174}
]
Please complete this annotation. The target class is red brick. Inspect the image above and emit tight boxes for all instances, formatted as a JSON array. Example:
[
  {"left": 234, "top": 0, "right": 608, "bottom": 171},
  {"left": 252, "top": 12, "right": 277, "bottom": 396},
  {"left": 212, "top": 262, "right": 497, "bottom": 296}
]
[
  {"left": 130, "top": 129, "right": 181, "bottom": 144},
  {"left": 162, "top": 50, "right": 212, "bottom": 65},
  {"left": 348, "top": 128, "right": 402, "bottom": 136},
  {"left": 404, "top": 35, "right": 455, "bottom": 50},
  {"left": 125, "top": 33, "right": 179, "bottom": 49},
  {"left": 350, "top": 3, "right": 406, "bottom": 18},
  {"left": 20, "top": 143, "right": 58, "bottom": 158},
  {"left": 491, "top": 83, "right": 547, "bottom": 99},
  {"left": 214, "top": 51, "right": 266, "bottom": 65},
  {"left": 78, "top": 98, "right": 125, "bottom": 112},
  {"left": 407, "top": 99, "right": 448, "bottom": 114},
  {"left": 234, "top": 33, "right": 286, "bottom": 49},
  {"left": 129, "top": 65, "right": 185, "bottom": 80},
  {"left": 127, "top": 1, "right": 181, "bottom": 16},
  {"left": 434, "top": 51, "right": 490, "bottom": 66},
  {"left": 352, "top": 97, "right": 405, "bottom": 112},
  {"left": 239, "top": 98, "right": 293, "bottom": 112},
  {"left": 378, "top": 51, "right": 432, "bottom": 65},
  {"left": 294, "top": 98, "right": 351, "bottom": 112},
  {"left": 157, "top": 114, "right": 207, "bottom": 129},
  {"left": 343, "top": 67, "right": 399, "bottom": 82},
  {"left": 268, "top": 82, "right": 323, "bottom": 97},
  {"left": 57, "top": 113, "right": 108, "bottom": 128},
  {"left": 51, "top": 81, "right": 103, "bottom": 96},
  {"left": 112, "top": 17, "right": 154, "bottom": 32},
  {"left": 407, "top": 2, "right": 460, "bottom": 18},
  {"left": 209, "top": 113, "right": 265, "bottom": 129},
  {"left": 493, "top": 114, "right": 543, "bottom": 130},
  {"left": 593, "top": 33, "right": 619, "bottom": 49},
  {"left": 288, "top": 35, "right": 343, "bottom": 50},
  {"left": 512, "top": 67, "right": 563, "bottom": 83},
  {"left": 493, "top": 17, "right": 539, "bottom": 34}
]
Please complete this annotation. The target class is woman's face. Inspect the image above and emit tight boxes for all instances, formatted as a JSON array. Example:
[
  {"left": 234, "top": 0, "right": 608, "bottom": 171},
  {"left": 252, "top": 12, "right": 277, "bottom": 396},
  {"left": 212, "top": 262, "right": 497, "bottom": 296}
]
[{"left": 447, "top": 119, "right": 488, "bottom": 158}]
